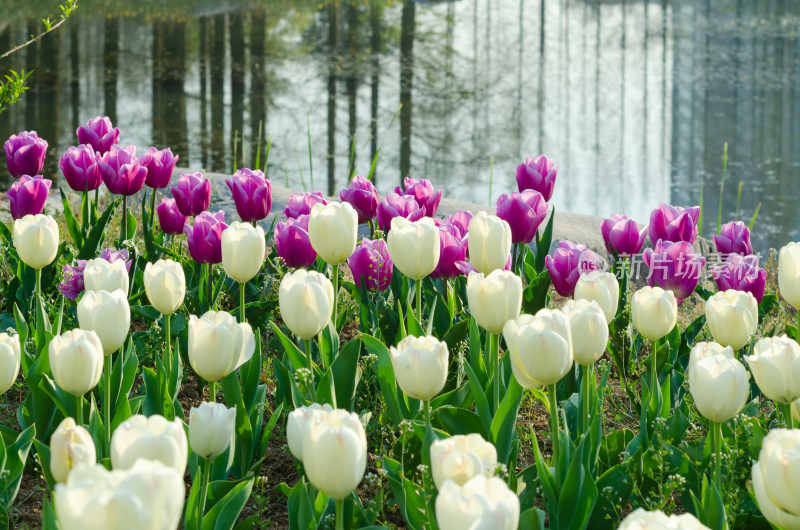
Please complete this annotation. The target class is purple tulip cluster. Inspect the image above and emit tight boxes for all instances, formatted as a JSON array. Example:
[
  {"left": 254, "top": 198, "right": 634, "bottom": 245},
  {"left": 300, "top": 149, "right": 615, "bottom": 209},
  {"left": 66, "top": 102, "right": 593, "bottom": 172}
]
[
  {"left": 395, "top": 177, "right": 442, "bottom": 217},
  {"left": 4, "top": 131, "right": 47, "bottom": 178},
  {"left": 642, "top": 239, "right": 706, "bottom": 301},
  {"left": 377, "top": 193, "right": 425, "bottom": 232},
  {"left": 712, "top": 252, "right": 766, "bottom": 303},
  {"left": 649, "top": 203, "right": 700, "bottom": 244},
  {"left": 601, "top": 214, "right": 647, "bottom": 257},
  {"left": 284, "top": 192, "right": 328, "bottom": 219},
  {"left": 340, "top": 176, "right": 380, "bottom": 224},
  {"left": 516, "top": 155, "right": 557, "bottom": 201},
  {"left": 98, "top": 145, "right": 150, "bottom": 196},
  {"left": 58, "top": 248, "right": 131, "bottom": 300},
  {"left": 431, "top": 222, "right": 468, "bottom": 279},
  {"left": 545, "top": 241, "right": 604, "bottom": 297},
  {"left": 348, "top": 238, "right": 393, "bottom": 291},
  {"left": 76, "top": 117, "right": 120, "bottom": 155}
]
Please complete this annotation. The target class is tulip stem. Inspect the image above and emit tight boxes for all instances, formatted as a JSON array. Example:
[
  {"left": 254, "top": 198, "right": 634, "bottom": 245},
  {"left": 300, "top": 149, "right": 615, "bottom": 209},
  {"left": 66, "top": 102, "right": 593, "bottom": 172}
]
[
  {"left": 121, "top": 195, "right": 128, "bottom": 243},
  {"left": 35, "top": 268, "right": 41, "bottom": 298},
  {"left": 424, "top": 400, "right": 431, "bottom": 431},
  {"left": 104, "top": 353, "right": 112, "bottom": 452},
  {"left": 512, "top": 242, "right": 519, "bottom": 274},
  {"left": 335, "top": 498, "right": 344, "bottom": 530},
  {"left": 76, "top": 393, "right": 83, "bottom": 426},
  {"left": 305, "top": 339, "right": 314, "bottom": 371},
  {"left": 332, "top": 263, "right": 339, "bottom": 331},
  {"left": 206, "top": 264, "right": 214, "bottom": 310},
  {"left": 491, "top": 333, "right": 500, "bottom": 413},
  {"left": 416, "top": 279, "right": 423, "bottom": 325},
  {"left": 780, "top": 402, "right": 795, "bottom": 429},
  {"left": 304, "top": 339, "right": 316, "bottom": 401},
  {"left": 209, "top": 381, "right": 216, "bottom": 403},
  {"left": 198, "top": 457, "right": 212, "bottom": 528},
  {"left": 164, "top": 313, "right": 171, "bottom": 367},
  {"left": 547, "top": 383, "right": 560, "bottom": 483},
  {"left": 368, "top": 219, "right": 375, "bottom": 238},
  {"left": 149, "top": 188, "right": 157, "bottom": 231},
  {"left": 580, "top": 363, "right": 592, "bottom": 434},
  {"left": 650, "top": 339, "right": 659, "bottom": 401},
  {"left": 239, "top": 282, "right": 246, "bottom": 323},
  {"left": 712, "top": 421, "right": 723, "bottom": 491}
]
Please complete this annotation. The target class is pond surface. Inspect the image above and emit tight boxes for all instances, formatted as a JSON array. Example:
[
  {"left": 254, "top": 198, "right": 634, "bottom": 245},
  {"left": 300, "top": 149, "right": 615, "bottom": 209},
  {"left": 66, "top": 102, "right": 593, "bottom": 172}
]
[{"left": 1, "top": 0, "right": 799, "bottom": 252}]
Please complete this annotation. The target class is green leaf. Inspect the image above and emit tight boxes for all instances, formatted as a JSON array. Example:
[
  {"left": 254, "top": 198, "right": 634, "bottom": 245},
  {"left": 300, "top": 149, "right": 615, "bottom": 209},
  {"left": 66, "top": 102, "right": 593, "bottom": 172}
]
[
  {"left": 60, "top": 188, "right": 83, "bottom": 248},
  {"left": 361, "top": 334, "right": 403, "bottom": 424},
  {"left": 435, "top": 406, "right": 487, "bottom": 438},
  {"left": 557, "top": 435, "right": 598, "bottom": 530},
  {"left": 522, "top": 269, "right": 552, "bottom": 315},
  {"left": 519, "top": 508, "right": 546, "bottom": 530},
  {"left": 331, "top": 337, "right": 362, "bottom": 411},
  {"left": 203, "top": 476, "right": 255, "bottom": 530},
  {"left": 534, "top": 206, "right": 555, "bottom": 273},
  {"left": 78, "top": 198, "right": 118, "bottom": 259},
  {"left": 490, "top": 377, "right": 523, "bottom": 466},
  {"left": 269, "top": 322, "right": 312, "bottom": 374},
  {"left": 0, "top": 424, "right": 35, "bottom": 510}
]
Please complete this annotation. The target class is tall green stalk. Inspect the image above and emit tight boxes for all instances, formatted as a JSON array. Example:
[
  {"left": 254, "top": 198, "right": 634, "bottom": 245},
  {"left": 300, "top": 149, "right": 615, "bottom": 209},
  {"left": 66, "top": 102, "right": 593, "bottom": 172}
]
[
  {"left": 121, "top": 196, "right": 128, "bottom": 243},
  {"left": 149, "top": 188, "right": 157, "bottom": 230},
  {"left": 105, "top": 353, "right": 112, "bottom": 451},
  {"left": 35, "top": 268, "right": 42, "bottom": 298},
  {"left": 712, "top": 421, "right": 723, "bottom": 491},
  {"left": 164, "top": 313, "right": 171, "bottom": 366},
  {"left": 197, "top": 457, "right": 212, "bottom": 529},
  {"left": 416, "top": 279, "right": 423, "bottom": 325},
  {"left": 331, "top": 263, "right": 339, "bottom": 331},
  {"left": 335, "top": 498, "right": 344, "bottom": 530},
  {"left": 651, "top": 339, "right": 659, "bottom": 400},
  {"left": 239, "top": 282, "right": 246, "bottom": 323},
  {"left": 209, "top": 381, "right": 216, "bottom": 403},
  {"left": 547, "top": 383, "right": 560, "bottom": 482},
  {"left": 580, "top": 363, "right": 592, "bottom": 434},
  {"left": 424, "top": 400, "right": 431, "bottom": 431},
  {"left": 76, "top": 393, "right": 83, "bottom": 426},
  {"left": 780, "top": 402, "right": 795, "bottom": 429},
  {"left": 491, "top": 333, "right": 500, "bottom": 413}
]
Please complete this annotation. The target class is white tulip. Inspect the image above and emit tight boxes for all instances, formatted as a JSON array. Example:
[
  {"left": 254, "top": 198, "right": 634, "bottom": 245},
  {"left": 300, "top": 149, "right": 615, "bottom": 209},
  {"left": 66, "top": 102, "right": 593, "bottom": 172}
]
[
  {"left": 574, "top": 271, "right": 619, "bottom": 324},
  {"left": 779, "top": 242, "right": 800, "bottom": 308},
  {"left": 278, "top": 269, "right": 334, "bottom": 340},
  {"left": 435, "top": 475, "right": 520, "bottom": 530},
  {"left": 751, "top": 429, "right": 800, "bottom": 530},
  {"left": 387, "top": 217, "right": 440, "bottom": 280},
  {"left": 705, "top": 290, "right": 758, "bottom": 350},
  {"left": 0, "top": 333, "right": 21, "bottom": 395},
  {"left": 467, "top": 211, "right": 512, "bottom": 274},
  {"left": 429, "top": 434, "right": 498, "bottom": 490},
  {"left": 111, "top": 414, "right": 188, "bottom": 475},
  {"left": 689, "top": 353, "right": 750, "bottom": 423},
  {"left": 144, "top": 259, "right": 185, "bottom": 315},
  {"left": 618, "top": 508, "right": 709, "bottom": 529},
  {"left": 687, "top": 342, "right": 734, "bottom": 376},
  {"left": 188, "top": 402, "right": 237, "bottom": 460},
  {"left": 49, "top": 329, "right": 104, "bottom": 396},
  {"left": 308, "top": 201, "right": 358, "bottom": 265},
  {"left": 503, "top": 309, "right": 573, "bottom": 388},
  {"left": 746, "top": 335, "right": 800, "bottom": 404},
  {"left": 188, "top": 310, "right": 255, "bottom": 382},
  {"left": 286, "top": 403, "right": 334, "bottom": 462},
  {"left": 77, "top": 289, "right": 130, "bottom": 354},
  {"left": 54, "top": 459, "right": 184, "bottom": 530},
  {"left": 221, "top": 221, "right": 265, "bottom": 283},
  {"left": 631, "top": 286, "right": 678, "bottom": 341},
  {"left": 562, "top": 299, "right": 608, "bottom": 365},
  {"left": 390, "top": 335, "right": 448, "bottom": 401},
  {"left": 83, "top": 258, "right": 129, "bottom": 295},
  {"left": 12, "top": 214, "right": 59, "bottom": 269},
  {"left": 466, "top": 270, "right": 522, "bottom": 335},
  {"left": 50, "top": 417, "right": 96, "bottom": 484}
]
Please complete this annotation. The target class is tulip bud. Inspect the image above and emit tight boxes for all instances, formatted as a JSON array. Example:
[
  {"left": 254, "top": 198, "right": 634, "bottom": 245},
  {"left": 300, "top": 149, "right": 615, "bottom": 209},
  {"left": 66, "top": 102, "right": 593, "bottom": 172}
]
[
  {"left": 395, "top": 177, "right": 443, "bottom": 217},
  {"left": 705, "top": 290, "right": 758, "bottom": 350},
  {"left": 49, "top": 329, "right": 104, "bottom": 396},
  {"left": 156, "top": 197, "right": 187, "bottom": 235},
  {"left": 8, "top": 175, "right": 52, "bottom": 220},
  {"left": 348, "top": 238, "right": 393, "bottom": 291},
  {"left": 390, "top": 335, "right": 449, "bottom": 401},
  {"left": 779, "top": 242, "right": 800, "bottom": 308},
  {"left": 142, "top": 147, "right": 178, "bottom": 189},
  {"left": 545, "top": 241, "right": 603, "bottom": 297},
  {"left": 503, "top": 309, "right": 573, "bottom": 388},
  {"left": 111, "top": 414, "right": 188, "bottom": 475},
  {"left": 274, "top": 214, "right": 317, "bottom": 268},
  {"left": 751, "top": 429, "right": 800, "bottom": 530},
  {"left": 429, "top": 434, "right": 497, "bottom": 490},
  {"left": 648, "top": 203, "right": 701, "bottom": 244},
  {"left": 495, "top": 190, "right": 548, "bottom": 244},
  {"left": 446, "top": 211, "right": 473, "bottom": 238},
  {"left": 83, "top": 257, "right": 129, "bottom": 295},
  {"left": 688, "top": 342, "right": 734, "bottom": 376},
  {"left": 284, "top": 191, "right": 328, "bottom": 219},
  {"left": 435, "top": 475, "right": 520, "bottom": 530},
  {"left": 600, "top": 214, "right": 647, "bottom": 257},
  {"left": 339, "top": 175, "right": 380, "bottom": 224},
  {"left": 225, "top": 168, "right": 272, "bottom": 222},
  {"left": 430, "top": 223, "right": 468, "bottom": 279},
  {"left": 50, "top": 417, "right": 96, "bottom": 484},
  {"left": 288, "top": 407, "right": 368, "bottom": 500},
  {"left": 308, "top": 201, "right": 358, "bottom": 265},
  {"left": 689, "top": 353, "right": 750, "bottom": 423},
  {"left": 746, "top": 335, "right": 800, "bottom": 404},
  {"left": 98, "top": 145, "right": 149, "bottom": 196},
  {"left": 468, "top": 211, "right": 512, "bottom": 275},
  {"left": 59, "top": 144, "right": 103, "bottom": 192},
  {"left": 714, "top": 221, "right": 753, "bottom": 256},
  {"left": 515, "top": 154, "right": 557, "bottom": 201},
  {"left": 4, "top": 131, "right": 47, "bottom": 178},
  {"left": 387, "top": 217, "right": 441, "bottom": 280},
  {"left": 376, "top": 193, "right": 425, "bottom": 232},
  {"left": 77, "top": 289, "right": 130, "bottom": 355},
  {"left": 278, "top": 270, "right": 334, "bottom": 340},
  {"left": 574, "top": 271, "right": 619, "bottom": 324},
  {"left": 466, "top": 270, "right": 522, "bottom": 335},
  {"left": 54, "top": 459, "right": 184, "bottom": 530},
  {"left": 76, "top": 116, "right": 119, "bottom": 155},
  {"left": 631, "top": 286, "right": 678, "bottom": 341},
  {"left": 144, "top": 259, "right": 185, "bottom": 316},
  {"left": 221, "top": 222, "right": 266, "bottom": 283},
  {"left": 184, "top": 210, "right": 227, "bottom": 264},
  {"left": 643, "top": 239, "right": 706, "bottom": 300},
  {"left": 188, "top": 310, "right": 255, "bottom": 382},
  {"left": 12, "top": 214, "right": 59, "bottom": 270},
  {"left": 0, "top": 334, "right": 21, "bottom": 395},
  {"left": 188, "top": 402, "right": 237, "bottom": 460},
  {"left": 618, "top": 508, "right": 709, "bottom": 530},
  {"left": 171, "top": 171, "right": 211, "bottom": 217},
  {"left": 713, "top": 253, "right": 766, "bottom": 304},
  {"left": 562, "top": 299, "right": 608, "bottom": 366},
  {"left": 286, "top": 403, "right": 334, "bottom": 462}
]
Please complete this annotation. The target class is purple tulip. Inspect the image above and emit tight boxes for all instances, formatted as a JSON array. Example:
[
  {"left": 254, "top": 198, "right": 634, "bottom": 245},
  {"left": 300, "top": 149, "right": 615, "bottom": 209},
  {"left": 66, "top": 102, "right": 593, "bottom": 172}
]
[
  {"left": 648, "top": 203, "right": 700, "bottom": 244},
  {"left": 447, "top": 211, "right": 473, "bottom": 238},
  {"left": 184, "top": 210, "right": 227, "bottom": 264},
  {"left": 431, "top": 223, "right": 468, "bottom": 279},
  {"left": 143, "top": 147, "right": 179, "bottom": 189},
  {"left": 376, "top": 193, "right": 425, "bottom": 232},
  {"left": 59, "top": 145, "right": 103, "bottom": 192},
  {"left": 495, "top": 190, "right": 549, "bottom": 244},
  {"left": 600, "top": 214, "right": 648, "bottom": 256},
  {"left": 171, "top": 172, "right": 211, "bottom": 217},
  {"left": 516, "top": 155, "right": 557, "bottom": 201},
  {"left": 713, "top": 221, "right": 753, "bottom": 256},
  {"left": 455, "top": 255, "right": 512, "bottom": 276},
  {"left": 57, "top": 248, "right": 130, "bottom": 301},
  {"left": 8, "top": 175, "right": 52, "bottom": 220},
  {"left": 283, "top": 191, "right": 328, "bottom": 219},
  {"left": 348, "top": 238, "right": 393, "bottom": 291},
  {"left": 156, "top": 198, "right": 187, "bottom": 235},
  {"left": 4, "top": 131, "right": 47, "bottom": 179},
  {"left": 545, "top": 240, "right": 604, "bottom": 297},
  {"left": 274, "top": 214, "right": 317, "bottom": 268},
  {"left": 225, "top": 168, "right": 272, "bottom": 222},
  {"left": 98, "top": 145, "right": 149, "bottom": 196},
  {"left": 394, "top": 177, "right": 442, "bottom": 217},
  {"left": 340, "top": 176, "right": 380, "bottom": 224},
  {"left": 712, "top": 253, "right": 766, "bottom": 304},
  {"left": 643, "top": 239, "right": 706, "bottom": 300},
  {"left": 76, "top": 117, "right": 119, "bottom": 155}
]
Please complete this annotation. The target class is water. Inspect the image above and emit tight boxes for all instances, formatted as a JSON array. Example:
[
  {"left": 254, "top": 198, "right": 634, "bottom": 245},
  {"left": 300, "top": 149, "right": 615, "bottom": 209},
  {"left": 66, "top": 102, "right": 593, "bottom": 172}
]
[{"left": 1, "top": 0, "right": 799, "bottom": 253}]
